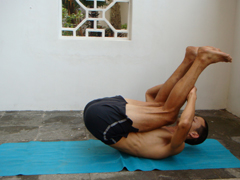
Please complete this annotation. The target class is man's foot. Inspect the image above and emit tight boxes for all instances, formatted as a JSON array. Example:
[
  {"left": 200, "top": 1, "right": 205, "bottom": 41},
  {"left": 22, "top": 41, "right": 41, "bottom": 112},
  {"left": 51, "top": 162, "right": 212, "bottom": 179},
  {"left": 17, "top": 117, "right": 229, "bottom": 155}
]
[
  {"left": 184, "top": 46, "right": 199, "bottom": 64},
  {"left": 197, "top": 46, "right": 232, "bottom": 65}
]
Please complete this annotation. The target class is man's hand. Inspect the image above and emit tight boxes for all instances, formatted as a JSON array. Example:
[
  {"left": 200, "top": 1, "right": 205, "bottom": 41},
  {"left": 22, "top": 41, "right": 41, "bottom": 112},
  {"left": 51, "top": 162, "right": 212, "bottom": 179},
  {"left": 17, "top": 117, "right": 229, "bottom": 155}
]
[{"left": 187, "top": 87, "right": 197, "bottom": 101}]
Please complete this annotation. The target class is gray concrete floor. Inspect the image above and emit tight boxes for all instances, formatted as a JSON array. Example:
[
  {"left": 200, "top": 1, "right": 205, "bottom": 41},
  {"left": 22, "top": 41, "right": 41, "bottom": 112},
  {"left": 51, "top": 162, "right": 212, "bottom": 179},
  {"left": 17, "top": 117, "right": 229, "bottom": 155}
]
[{"left": 0, "top": 110, "right": 240, "bottom": 180}]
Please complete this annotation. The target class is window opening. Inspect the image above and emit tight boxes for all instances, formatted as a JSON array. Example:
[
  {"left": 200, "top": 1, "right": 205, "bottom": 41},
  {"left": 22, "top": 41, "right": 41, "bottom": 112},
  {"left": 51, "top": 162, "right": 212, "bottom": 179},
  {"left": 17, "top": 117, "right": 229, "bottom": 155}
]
[{"left": 61, "top": 0, "right": 131, "bottom": 40}]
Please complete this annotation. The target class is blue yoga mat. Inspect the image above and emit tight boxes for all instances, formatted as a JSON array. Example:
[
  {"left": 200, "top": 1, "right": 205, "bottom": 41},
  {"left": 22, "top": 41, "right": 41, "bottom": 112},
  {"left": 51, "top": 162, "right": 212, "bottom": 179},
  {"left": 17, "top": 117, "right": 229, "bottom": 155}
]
[{"left": 0, "top": 139, "right": 240, "bottom": 176}]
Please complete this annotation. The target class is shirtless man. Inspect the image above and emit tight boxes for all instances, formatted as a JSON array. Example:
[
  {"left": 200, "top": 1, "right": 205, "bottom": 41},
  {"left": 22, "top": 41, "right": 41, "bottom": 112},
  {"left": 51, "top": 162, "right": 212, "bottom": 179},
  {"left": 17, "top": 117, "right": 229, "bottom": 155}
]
[{"left": 84, "top": 46, "right": 232, "bottom": 159}]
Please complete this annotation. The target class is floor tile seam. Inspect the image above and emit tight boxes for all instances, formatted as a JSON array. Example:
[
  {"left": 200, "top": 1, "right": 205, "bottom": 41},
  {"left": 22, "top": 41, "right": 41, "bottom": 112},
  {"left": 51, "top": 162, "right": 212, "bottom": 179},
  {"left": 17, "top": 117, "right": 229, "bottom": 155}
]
[
  {"left": 33, "top": 125, "right": 43, "bottom": 141},
  {"left": 41, "top": 111, "right": 46, "bottom": 122},
  {"left": 151, "top": 170, "right": 163, "bottom": 180},
  {"left": 0, "top": 124, "right": 41, "bottom": 127},
  {"left": 34, "top": 111, "right": 46, "bottom": 141},
  {"left": 213, "top": 169, "right": 225, "bottom": 179},
  {"left": 87, "top": 173, "right": 91, "bottom": 180},
  {"left": 0, "top": 111, "right": 5, "bottom": 119}
]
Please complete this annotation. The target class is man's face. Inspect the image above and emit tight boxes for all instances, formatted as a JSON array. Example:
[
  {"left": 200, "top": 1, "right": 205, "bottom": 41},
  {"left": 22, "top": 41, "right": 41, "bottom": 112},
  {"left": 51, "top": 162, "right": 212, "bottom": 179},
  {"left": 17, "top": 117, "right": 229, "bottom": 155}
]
[{"left": 190, "top": 116, "right": 205, "bottom": 132}]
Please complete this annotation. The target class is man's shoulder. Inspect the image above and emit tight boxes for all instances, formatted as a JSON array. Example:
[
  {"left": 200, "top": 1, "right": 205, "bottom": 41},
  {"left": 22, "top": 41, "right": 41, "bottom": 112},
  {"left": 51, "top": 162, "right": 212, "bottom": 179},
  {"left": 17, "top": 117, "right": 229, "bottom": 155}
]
[{"left": 168, "top": 142, "right": 185, "bottom": 156}]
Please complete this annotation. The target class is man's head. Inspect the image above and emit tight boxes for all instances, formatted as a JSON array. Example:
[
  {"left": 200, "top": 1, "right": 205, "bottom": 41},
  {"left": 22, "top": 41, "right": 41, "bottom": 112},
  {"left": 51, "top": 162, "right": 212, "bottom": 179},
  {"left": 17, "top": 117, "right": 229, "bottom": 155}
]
[{"left": 185, "top": 116, "right": 208, "bottom": 145}]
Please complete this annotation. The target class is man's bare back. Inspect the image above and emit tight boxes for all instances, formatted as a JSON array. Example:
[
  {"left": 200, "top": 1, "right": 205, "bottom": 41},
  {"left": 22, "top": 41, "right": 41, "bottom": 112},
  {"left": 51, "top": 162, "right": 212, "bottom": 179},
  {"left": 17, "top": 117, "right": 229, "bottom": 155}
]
[
  {"left": 84, "top": 46, "right": 232, "bottom": 159},
  {"left": 111, "top": 122, "right": 184, "bottom": 159}
]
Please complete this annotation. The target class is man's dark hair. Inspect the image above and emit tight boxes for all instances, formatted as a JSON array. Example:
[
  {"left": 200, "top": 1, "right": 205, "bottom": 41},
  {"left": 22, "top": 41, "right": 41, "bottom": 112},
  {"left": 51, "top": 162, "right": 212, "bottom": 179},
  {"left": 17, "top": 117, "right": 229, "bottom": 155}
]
[{"left": 185, "top": 118, "right": 208, "bottom": 145}]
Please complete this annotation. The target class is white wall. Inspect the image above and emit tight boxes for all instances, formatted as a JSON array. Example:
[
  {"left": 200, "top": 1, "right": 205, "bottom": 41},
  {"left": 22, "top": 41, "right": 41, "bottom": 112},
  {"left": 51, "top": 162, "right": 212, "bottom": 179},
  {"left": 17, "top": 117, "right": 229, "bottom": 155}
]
[
  {"left": 227, "top": 1, "right": 240, "bottom": 117},
  {"left": 0, "top": 0, "right": 237, "bottom": 111}
]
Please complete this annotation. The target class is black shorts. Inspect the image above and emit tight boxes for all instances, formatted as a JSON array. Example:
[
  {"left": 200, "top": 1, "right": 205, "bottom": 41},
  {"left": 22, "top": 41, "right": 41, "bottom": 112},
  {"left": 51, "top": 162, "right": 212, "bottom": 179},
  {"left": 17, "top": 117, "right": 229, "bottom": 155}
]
[{"left": 83, "top": 95, "right": 139, "bottom": 145}]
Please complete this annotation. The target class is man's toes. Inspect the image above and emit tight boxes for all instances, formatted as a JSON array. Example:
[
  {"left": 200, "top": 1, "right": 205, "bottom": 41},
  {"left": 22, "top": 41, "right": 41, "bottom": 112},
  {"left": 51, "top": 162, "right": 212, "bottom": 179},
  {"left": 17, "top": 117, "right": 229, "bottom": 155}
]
[{"left": 227, "top": 56, "right": 232, "bottom": 62}]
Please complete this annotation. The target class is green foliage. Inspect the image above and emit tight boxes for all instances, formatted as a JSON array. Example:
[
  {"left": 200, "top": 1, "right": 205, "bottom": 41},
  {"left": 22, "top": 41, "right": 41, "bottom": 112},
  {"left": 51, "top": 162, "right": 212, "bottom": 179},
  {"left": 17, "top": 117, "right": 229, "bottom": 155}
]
[
  {"left": 62, "top": 0, "right": 126, "bottom": 37},
  {"left": 62, "top": 7, "right": 84, "bottom": 28},
  {"left": 62, "top": 0, "right": 107, "bottom": 35},
  {"left": 62, "top": 31, "right": 73, "bottom": 36},
  {"left": 62, "top": 5, "right": 84, "bottom": 36},
  {"left": 121, "top": 23, "right": 127, "bottom": 29}
]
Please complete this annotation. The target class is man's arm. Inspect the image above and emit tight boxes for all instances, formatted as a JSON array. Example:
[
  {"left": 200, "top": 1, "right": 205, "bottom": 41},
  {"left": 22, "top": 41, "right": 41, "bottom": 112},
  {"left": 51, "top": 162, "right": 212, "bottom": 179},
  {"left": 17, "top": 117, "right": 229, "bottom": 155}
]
[
  {"left": 170, "top": 87, "right": 197, "bottom": 149},
  {"left": 145, "top": 84, "right": 163, "bottom": 102}
]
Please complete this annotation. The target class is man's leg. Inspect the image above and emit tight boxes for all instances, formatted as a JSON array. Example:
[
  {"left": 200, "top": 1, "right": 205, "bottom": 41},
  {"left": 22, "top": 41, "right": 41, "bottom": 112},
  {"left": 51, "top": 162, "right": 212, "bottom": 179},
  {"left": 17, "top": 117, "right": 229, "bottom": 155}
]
[
  {"left": 126, "top": 46, "right": 231, "bottom": 132},
  {"left": 162, "top": 46, "right": 232, "bottom": 114},
  {"left": 152, "top": 46, "right": 198, "bottom": 103}
]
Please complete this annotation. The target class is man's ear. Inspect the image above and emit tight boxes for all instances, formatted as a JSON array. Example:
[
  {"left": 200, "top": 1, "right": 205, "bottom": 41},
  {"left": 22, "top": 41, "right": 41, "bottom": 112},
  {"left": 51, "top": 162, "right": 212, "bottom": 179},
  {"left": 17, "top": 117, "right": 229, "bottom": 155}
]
[{"left": 189, "top": 131, "right": 199, "bottom": 139}]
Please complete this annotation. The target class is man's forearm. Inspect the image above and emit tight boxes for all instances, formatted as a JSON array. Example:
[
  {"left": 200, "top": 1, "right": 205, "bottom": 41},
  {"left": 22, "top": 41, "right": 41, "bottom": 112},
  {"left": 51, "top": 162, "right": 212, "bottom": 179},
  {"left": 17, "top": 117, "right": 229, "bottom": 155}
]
[
  {"left": 170, "top": 89, "right": 197, "bottom": 149},
  {"left": 179, "top": 94, "right": 196, "bottom": 125}
]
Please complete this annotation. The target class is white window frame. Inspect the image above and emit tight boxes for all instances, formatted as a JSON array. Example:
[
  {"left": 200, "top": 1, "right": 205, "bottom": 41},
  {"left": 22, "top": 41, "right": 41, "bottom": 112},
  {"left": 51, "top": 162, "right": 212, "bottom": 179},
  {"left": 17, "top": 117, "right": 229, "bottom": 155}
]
[{"left": 60, "top": 0, "right": 132, "bottom": 40}]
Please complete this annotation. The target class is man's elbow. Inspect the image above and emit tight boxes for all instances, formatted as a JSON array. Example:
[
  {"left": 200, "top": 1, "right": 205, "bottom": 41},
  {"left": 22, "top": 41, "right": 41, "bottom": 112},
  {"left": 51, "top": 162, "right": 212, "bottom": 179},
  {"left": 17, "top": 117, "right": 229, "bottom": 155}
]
[
  {"left": 145, "top": 89, "right": 151, "bottom": 97},
  {"left": 178, "top": 120, "right": 192, "bottom": 129},
  {"left": 145, "top": 92, "right": 154, "bottom": 102}
]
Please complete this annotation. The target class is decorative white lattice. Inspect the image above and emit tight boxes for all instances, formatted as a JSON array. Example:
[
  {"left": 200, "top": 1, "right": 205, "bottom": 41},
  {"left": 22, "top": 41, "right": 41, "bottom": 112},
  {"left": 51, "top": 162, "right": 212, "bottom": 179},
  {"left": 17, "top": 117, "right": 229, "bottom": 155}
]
[{"left": 61, "top": 0, "right": 131, "bottom": 40}]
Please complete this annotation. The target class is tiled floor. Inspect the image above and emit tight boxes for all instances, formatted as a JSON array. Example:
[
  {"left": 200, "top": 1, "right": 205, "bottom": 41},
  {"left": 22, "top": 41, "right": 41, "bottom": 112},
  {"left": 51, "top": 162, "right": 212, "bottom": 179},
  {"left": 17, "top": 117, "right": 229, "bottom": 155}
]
[{"left": 0, "top": 110, "right": 240, "bottom": 180}]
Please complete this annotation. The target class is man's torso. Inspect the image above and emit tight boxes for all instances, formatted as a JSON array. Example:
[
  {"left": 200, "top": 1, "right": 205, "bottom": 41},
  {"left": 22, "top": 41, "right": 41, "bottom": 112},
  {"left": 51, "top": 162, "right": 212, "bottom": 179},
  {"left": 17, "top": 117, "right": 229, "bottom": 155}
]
[{"left": 111, "top": 127, "right": 185, "bottom": 159}]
